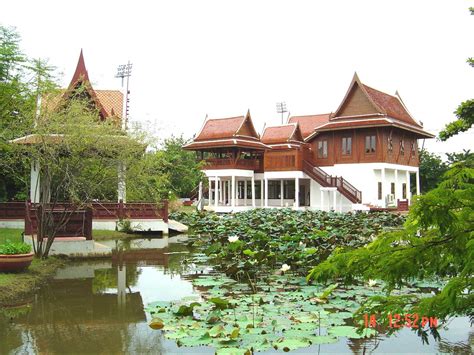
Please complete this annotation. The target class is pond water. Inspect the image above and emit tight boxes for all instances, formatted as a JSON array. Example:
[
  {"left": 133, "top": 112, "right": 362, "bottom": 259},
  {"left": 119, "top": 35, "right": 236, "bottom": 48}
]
[{"left": 0, "top": 236, "right": 472, "bottom": 354}]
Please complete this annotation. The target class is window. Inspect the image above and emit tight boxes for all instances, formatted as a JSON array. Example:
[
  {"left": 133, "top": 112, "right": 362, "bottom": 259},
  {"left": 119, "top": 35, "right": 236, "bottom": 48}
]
[
  {"left": 387, "top": 136, "right": 393, "bottom": 153},
  {"left": 318, "top": 140, "right": 328, "bottom": 158},
  {"left": 400, "top": 139, "right": 405, "bottom": 156},
  {"left": 268, "top": 180, "right": 281, "bottom": 199},
  {"left": 402, "top": 183, "right": 407, "bottom": 199},
  {"left": 391, "top": 182, "right": 395, "bottom": 195},
  {"left": 378, "top": 182, "right": 382, "bottom": 200},
  {"left": 254, "top": 180, "right": 261, "bottom": 198},
  {"left": 411, "top": 141, "right": 416, "bottom": 153},
  {"left": 237, "top": 181, "right": 245, "bottom": 199},
  {"left": 342, "top": 137, "right": 352, "bottom": 155},
  {"left": 365, "top": 135, "right": 376, "bottom": 153},
  {"left": 283, "top": 180, "right": 295, "bottom": 199}
]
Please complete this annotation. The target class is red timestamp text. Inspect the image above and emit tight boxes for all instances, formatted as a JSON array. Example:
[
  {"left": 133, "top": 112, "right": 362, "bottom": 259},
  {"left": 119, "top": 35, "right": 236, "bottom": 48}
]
[{"left": 363, "top": 313, "right": 438, "bottom": 329}]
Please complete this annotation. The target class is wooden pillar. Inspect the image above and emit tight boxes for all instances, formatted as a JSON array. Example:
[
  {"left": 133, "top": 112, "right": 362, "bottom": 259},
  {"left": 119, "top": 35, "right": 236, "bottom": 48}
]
[
  {"left": 251, "top": 176, "right": 256, "bottom": 208},
  {"left": 295, "top": 177, "right": 299, "bottom": 208},
  {"left": 280, "top": 179, "right": 284, "bottom": 207}
]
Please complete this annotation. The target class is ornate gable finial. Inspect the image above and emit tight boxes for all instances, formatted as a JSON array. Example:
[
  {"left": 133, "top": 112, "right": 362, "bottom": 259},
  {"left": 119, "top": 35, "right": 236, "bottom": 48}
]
[{"left": 69, "top": 49, "right": 91, "bottom": 89}]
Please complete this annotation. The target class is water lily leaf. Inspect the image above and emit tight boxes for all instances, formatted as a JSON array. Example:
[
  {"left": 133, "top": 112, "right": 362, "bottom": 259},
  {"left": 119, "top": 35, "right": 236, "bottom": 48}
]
[
  {"left": 215, "top": 347, "right": 250, "bottom": 355},
  {"left": 273, "top": 337, "right": 311, "bottom": 352},
  {"left": 165, "top": 328, "right": 189, "bottom": 339},
  {"left": 177, "top": 335, "right": 213, "bottom": 347},
  {"left": 307, "top": 335, "right": 339, "bottom": 344},
  {"left": 328, "top": 325, "right": 377, "bottom": 339},
  {"left": 209, "top": 297, "right": 230, "bottom": 310},
  {"left": 209, "top": 324, "right": 225, "bottom": 338},
  {"left": 149, "top": 317, "right": 164, "bottom": 330}
]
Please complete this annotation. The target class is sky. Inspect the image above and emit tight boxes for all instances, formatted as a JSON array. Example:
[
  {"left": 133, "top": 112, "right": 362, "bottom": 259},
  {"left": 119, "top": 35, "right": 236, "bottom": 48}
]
[{"left": 2, "top": 0, "right": 473, "bottom": 156}]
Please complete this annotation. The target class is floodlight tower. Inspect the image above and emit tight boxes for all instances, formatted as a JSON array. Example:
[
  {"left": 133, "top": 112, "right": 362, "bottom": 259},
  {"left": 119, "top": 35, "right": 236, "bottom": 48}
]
[
  {"left": 115, "top": 61, "right": 132, "bottom": 130},
  {"left": 276, "top": 102, "right": 288, "bottom": 124}
]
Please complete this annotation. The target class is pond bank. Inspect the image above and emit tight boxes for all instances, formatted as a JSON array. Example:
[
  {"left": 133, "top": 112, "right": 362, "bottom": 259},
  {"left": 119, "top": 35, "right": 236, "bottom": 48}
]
[{"left": 0, "top": 257, "right": 65, "bottom": 306}]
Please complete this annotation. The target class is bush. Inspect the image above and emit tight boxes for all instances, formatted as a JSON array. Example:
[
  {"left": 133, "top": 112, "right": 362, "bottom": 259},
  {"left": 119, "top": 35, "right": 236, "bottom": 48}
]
[{"left": 0, "top": 241, "right": 32, "bottom": 255}]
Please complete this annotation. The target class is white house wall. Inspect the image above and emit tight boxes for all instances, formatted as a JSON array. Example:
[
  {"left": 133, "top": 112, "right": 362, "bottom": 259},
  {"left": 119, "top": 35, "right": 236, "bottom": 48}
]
[{"left": 321, "top": 163, "right": 418, "bottom": 207}]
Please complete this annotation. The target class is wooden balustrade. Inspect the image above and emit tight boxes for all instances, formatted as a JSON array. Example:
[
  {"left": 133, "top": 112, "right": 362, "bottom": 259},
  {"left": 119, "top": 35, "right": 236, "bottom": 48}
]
[
  {"left": 204, "top": 158, "right": 261, "bottom": 171},
  {"left": 1, "top": 200, "right": 168, "bottom": 222}
]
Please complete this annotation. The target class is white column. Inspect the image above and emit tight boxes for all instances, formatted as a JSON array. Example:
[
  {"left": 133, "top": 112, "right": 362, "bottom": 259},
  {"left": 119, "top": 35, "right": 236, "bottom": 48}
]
[
  {"left": 280, "top": 179, "right": 284, "bottom": 207},
  {"left": 244, "top": 180, "right": 248, "bottom": 206},
  {"left": 333, "top": 190, "right": 337, "bottom": 211},
  {"left": 295, "top": 177, "right": 299, "bottom": 208},
  {"left": 235, "top": 179, "right": 239, "bottom": 206},
  {"left": 251, "top": 176, "right": 256, "bottom": 208},
  {"left": 208, "top": 177, "right": 213, "bottom": 206},
  {"left": 406, "top": 170, "right": 411, "bottom": 201},
  {"left": 416, "top": 170, "right": 420, "bottom": 196},
  {"left": 30, "top": 159, "right": 41, "bottom": 203},
  {"left": 264, "top": 178, "right": 269, "bottom": 207},
  {"left": 117, "top": 264, "right": 126, "bottom": 308},
  {"left": 214, "top": 176, "right": 219, "bottom": 208},
  {"left": 394, "top": 169, "right": 398, "bottom": 200},
  {"left": 381, "top": 168, "right": 386, "bottom": 207},
  {"left": 260, "top": 179, "right": 264, "bottom": 207},
  {"left": 321, "top": 189, "right": 325, "bottom": 211},
  {"left": 118, "top": 162, "right": 126, "bottom": 203},
  {"left": 231, "top": 175, "right": 236, "bottom": 207},
  {"left": 198, "top": 181, "right": 203, "bottom": 210}
]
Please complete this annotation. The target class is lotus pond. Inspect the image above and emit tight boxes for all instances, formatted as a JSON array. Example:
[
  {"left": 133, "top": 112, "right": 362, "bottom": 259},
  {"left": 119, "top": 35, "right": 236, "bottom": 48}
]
[{"left": 0, "top": 210, "right": 472, "bottom": 354}]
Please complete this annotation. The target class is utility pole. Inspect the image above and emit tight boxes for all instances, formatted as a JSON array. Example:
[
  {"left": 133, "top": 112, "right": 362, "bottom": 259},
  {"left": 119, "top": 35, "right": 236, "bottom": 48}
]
[
  {"left": 115, "top": 61, "right": 132, "bottom": 130},
  {"left": 276, "top": 102, "right": 288, "bottom": 124}
]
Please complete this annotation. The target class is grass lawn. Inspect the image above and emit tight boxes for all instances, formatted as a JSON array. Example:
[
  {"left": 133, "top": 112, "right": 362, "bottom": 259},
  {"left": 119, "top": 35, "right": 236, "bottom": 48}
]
[{"left": 0, "top": 228, "right": 23, "bottom": 244}]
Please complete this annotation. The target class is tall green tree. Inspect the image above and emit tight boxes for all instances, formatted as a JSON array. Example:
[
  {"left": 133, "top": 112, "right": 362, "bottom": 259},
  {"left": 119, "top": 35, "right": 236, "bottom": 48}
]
[
  {"left": 308, "top": 8, "right": 474, "bottom": 327},
  {"left": 418, "top": 149, "right": 448, "bottom": 193},
  {"left": 0, "top": 25, "right": 56, "bottom": 201}
]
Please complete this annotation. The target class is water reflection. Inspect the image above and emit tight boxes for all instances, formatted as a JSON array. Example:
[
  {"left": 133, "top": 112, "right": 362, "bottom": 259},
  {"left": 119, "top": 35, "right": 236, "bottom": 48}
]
[{"left": 1, "top": 235, "right": 473, "bottom": 354}]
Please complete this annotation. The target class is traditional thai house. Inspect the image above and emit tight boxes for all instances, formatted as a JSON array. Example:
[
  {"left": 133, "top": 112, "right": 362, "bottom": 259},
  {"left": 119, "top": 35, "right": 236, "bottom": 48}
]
[{"left": 185, "top": 74, "right": 434, "bottom": 212}]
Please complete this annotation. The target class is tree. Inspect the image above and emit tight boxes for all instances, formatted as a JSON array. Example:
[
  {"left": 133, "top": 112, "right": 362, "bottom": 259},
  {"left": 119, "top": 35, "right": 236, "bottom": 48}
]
[
  {"left": 418, "top": 149, "right": 448, "bottom": 193},
  {"left": 9, "top": 96, "right": 146, "bottom": 257},
  {"left": 0, "top": 25, "right": 56, "bottom": 201},
  {"left": 307, "top": 9, "right": 474, "bottom": 328},
  {"left": 439, "top": 8, "right": 474, "bottom": 141}
]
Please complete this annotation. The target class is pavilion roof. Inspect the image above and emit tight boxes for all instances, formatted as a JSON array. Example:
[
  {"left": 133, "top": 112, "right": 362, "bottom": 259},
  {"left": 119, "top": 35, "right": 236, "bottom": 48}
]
[
  {"left": 288, "top": 114, "right": 330, "bottom": 139},
  {"left": 261, "top": 123, "right": 304, "bottom": 145}
]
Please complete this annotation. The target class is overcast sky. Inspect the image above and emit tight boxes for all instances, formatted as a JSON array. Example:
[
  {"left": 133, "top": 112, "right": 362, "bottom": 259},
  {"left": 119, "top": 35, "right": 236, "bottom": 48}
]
[{"left": 2, "top": 0, "right": 473, "bottom": 156}]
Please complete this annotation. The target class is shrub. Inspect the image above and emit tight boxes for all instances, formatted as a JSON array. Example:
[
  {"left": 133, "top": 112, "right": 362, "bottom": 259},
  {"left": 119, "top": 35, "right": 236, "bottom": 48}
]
[{"left": 0, "top": 241, "right": 32, "bottom": 255}]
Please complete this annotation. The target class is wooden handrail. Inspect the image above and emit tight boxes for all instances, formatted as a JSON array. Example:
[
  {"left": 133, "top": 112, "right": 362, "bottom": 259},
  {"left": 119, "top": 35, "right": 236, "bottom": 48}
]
[{"left": 302, "top": 160, "right": 362, "bottom": 203}]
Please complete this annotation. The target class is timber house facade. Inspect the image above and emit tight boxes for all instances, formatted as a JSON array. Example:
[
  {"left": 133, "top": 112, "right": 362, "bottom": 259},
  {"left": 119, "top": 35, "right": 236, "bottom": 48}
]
[{"left": 185, "top": 74, "right": 434, "bottom": 212}]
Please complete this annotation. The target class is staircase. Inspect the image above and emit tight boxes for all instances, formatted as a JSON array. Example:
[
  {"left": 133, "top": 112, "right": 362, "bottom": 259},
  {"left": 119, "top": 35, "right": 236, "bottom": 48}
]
[{"left": 302, "top": 160, "right": 362, "bottom": 204}]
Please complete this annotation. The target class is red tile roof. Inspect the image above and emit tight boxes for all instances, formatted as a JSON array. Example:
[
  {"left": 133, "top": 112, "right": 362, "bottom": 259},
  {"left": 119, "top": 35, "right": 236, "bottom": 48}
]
[
  {"left": 312, "top": 117, "right": 434, "bottom": 139},
  {"left": 261, "top": 123, "right": 303, "bottom": 144},
  {"left": 184, "top": 138, "right": 268, "bottom": 150},
  {"left": 362, "top": 84, "right": 421, "bottom": 127},
  {"left": 288, "top": 114, "right": 330, "bottom": 138},
  {"left": 196, "top": 116, "right": 246, "bottom": 141}
]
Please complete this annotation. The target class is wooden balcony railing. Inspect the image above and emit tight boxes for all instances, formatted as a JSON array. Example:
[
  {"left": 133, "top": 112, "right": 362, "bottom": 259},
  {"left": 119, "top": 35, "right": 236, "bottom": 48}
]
[
  {"left": 1, "top": 200, "right": 169, "bottom": 222},
  {"left": 264, "top": 150, "right": 303, "bottom": 171},
  {"left": 204, "top": 158, "right": 261, "bottom": 171}
]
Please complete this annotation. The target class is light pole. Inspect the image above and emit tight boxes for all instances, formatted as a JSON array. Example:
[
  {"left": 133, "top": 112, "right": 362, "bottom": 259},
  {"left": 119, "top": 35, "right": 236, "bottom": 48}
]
[{"left": 115, "top": 61, "right": 132, "bottom": 130}]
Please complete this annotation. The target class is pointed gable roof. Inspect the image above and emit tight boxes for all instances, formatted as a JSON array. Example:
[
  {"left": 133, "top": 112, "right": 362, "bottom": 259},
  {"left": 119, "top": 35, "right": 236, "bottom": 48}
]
[
  {"left": 184, "top": 111, "right": 268, "bottom": 150},
  {"left": 288, "top": 113, "right": 330, "bottom": 139},
  {"left": 195, "top": 110, "right": 259, "bottom": 141},
  {"left": 332, "top": 73, "right": 422, "bottom": 127},
  {"left": 60, "top": 50, "right": 109, "bottom": 120},
  {"left": 261, "top": 123, "right": 304, "bottom": 145}
]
